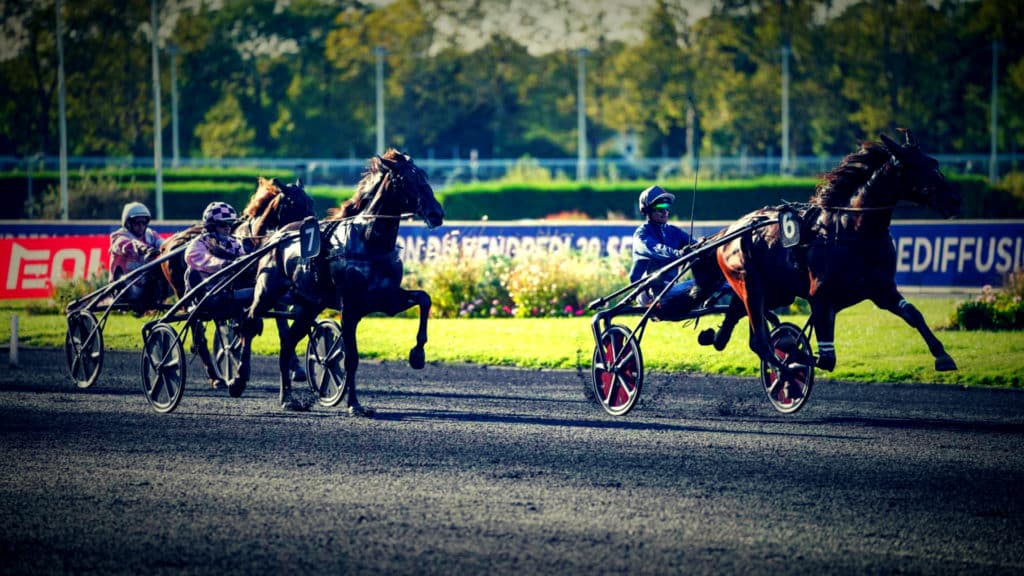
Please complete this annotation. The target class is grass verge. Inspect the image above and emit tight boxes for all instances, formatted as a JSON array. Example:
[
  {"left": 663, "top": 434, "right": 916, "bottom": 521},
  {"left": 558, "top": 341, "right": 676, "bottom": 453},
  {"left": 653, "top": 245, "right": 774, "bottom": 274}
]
[{"left": 1, "top": 298, "right": 1021, "bottom": 388}]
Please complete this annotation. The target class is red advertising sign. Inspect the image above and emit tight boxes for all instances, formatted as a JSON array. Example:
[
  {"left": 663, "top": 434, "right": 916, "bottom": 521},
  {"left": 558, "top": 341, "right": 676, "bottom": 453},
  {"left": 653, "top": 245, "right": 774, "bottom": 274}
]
[{"left": 0, "top": 235, "right": 110, "bottom": 299}]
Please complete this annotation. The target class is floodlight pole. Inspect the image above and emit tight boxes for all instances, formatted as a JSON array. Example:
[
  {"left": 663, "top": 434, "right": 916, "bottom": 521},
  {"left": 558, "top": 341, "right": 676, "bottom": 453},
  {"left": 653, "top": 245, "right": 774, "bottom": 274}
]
[
  {"left": 780, "top": 42, "right": 791, "bottom": 176},
  {"left": 169, "top": 43, "right": 180, "bottom": 168},
  {"left": 990, "top": 39, "right": 998, "bottom": 183},
  {"left": 56, "top": 0, "right": 68, "bottom": 220},
  {"left": 151, "top": 0, "right": 164, "bottom": 220},
  {"left": 577, "top": 48, "right": 588, "bottom": 182},
  {"left": 375, "top": 46, "right": 386, "bottom": 155}
]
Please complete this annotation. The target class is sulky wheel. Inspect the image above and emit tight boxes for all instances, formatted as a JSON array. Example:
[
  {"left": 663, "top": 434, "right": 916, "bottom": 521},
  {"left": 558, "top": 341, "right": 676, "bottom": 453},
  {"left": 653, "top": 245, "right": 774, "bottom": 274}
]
[
  {"left": 305, "top": 319, "right": 347, "bottom": 407},
  {"left": 212, "top": 319, "right": 243, "bottom": 390},
  {"left": 141, "top": 324, "right": 187, "bottom": 414},
  {"left": 591, "top": 324, "right": 644, "bottom": 417},
  {"left": 65, "top": 311, "right": 104, "bottom": 389},
  {"left": 760, "top": 322, "right": 815, "bottom": 414}
]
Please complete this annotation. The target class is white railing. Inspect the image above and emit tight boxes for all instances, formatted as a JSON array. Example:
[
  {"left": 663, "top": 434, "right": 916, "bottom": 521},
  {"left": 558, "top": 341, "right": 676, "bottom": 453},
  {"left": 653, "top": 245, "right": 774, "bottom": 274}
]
[{"left": 2, "top": 153, "right": 1019, "bottom": 188}]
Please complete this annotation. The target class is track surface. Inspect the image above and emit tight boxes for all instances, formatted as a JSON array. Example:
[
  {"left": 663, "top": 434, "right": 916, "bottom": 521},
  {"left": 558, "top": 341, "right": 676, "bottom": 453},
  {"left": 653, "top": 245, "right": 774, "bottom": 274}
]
[{"left": 1, "top": 348, "right": 1023, "bottom": 575}]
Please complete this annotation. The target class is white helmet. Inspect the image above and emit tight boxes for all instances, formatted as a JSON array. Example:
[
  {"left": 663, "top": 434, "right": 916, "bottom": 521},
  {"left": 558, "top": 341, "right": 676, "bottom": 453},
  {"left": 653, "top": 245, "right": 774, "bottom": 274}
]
[{"left": 121, "top": 202, "right": 151, "bottom": 227}]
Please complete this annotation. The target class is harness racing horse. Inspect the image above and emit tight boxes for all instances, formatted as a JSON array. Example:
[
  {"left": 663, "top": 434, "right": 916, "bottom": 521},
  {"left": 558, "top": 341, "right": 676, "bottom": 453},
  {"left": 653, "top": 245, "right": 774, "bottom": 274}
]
[
  {"left": 236, "top": 149, "right": 445, "bottom": 416},
  {"left": 159, "top": 177, "right": 316, "bottom": 388},
  {"left": 700, "top": 130, "right": 961, "bottom": 391}
]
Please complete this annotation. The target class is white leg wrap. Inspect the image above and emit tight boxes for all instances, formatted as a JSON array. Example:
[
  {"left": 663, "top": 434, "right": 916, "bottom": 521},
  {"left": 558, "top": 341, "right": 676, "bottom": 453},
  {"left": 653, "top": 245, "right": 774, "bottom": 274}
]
[{"left": 818, "top": 341, "right": 835, "bottom": 353}]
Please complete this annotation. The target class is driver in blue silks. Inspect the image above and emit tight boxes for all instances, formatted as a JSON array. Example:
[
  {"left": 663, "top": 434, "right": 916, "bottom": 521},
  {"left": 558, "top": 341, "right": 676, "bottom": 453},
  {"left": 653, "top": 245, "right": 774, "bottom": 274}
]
[{"left": 630, "top": 185, "right": 718, "bottom": 318}]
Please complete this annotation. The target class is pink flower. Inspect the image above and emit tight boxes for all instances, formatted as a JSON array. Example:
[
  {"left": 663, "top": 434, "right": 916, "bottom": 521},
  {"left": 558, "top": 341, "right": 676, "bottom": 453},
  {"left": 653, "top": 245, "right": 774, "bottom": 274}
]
[
  {"left": 575, "top": 309, "right": 586, "bottom": 316},
  {"left": 564, "top": 304, "right": 574, "bottom": 314}
]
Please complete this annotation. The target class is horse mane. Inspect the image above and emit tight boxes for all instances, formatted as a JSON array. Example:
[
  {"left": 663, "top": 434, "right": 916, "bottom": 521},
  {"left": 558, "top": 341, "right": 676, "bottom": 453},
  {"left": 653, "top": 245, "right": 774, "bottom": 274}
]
[
  {"left": 242, "top": 177, "right": 282, "bottom": 219},
  {"left": 813, "top": 141, "right": 891, "bottom": 207},
  {"left": 328, "top": 148, "right": 407, "bottom": 221}
]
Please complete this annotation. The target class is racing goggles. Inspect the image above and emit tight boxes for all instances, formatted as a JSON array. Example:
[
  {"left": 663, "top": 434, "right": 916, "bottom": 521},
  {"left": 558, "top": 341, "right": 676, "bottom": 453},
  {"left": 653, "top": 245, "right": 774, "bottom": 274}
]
[{"left": 650, "top": 202, "right": 671, "bottom": 212}]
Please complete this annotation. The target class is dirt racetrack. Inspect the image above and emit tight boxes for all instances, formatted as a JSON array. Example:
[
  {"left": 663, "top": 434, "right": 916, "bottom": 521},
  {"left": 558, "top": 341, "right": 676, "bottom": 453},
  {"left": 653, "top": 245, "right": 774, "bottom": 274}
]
[{"left": 1, "top": 347, "right": 1023, "bottom": 575}]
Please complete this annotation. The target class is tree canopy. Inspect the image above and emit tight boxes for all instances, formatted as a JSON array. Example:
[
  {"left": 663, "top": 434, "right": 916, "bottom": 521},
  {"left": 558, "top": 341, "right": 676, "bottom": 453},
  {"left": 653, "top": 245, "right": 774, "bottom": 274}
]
[{"left": 1, "top": 0, "right": 1020, "bottom": 162}]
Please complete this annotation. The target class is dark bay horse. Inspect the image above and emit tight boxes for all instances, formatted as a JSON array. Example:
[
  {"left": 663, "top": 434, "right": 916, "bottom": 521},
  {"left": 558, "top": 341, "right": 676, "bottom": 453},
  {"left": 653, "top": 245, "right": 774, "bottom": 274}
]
[
  {"left": 236, "top": 149, "right": 445, "bottom": 416},
  {"left": 159, "top": 177, "right": 315, "bottom": 387},
  {"left": 700, "top": 131, "right": 961, "bottom": 386}
]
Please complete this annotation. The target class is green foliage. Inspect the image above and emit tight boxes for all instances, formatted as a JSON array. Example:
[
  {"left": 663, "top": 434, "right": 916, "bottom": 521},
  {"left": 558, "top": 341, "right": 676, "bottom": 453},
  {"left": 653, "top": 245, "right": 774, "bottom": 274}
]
[
  {"left": 29, "top": 171, "right": 149, "bottom": 220},
  {"left": 950, "top": 271, "right": 1024, "bottom": 330},
  {"left": 44, "top": 271, "right": 111, "bottom": 314},
  {"left": 406, "top": 253, "right": 515, "bottom": 318},
  {"left": 195, "top": 94, "right": 259, "bottom": 158},
  {"left": 405, "top": 249, "right": 629, "bottom": 318}
]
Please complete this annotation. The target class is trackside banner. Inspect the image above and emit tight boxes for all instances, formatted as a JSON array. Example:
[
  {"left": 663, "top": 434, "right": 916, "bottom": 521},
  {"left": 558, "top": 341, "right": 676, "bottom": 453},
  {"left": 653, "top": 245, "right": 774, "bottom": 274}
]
[{"left": 1, "top": 220, "right": 1022, "bottom": 298}]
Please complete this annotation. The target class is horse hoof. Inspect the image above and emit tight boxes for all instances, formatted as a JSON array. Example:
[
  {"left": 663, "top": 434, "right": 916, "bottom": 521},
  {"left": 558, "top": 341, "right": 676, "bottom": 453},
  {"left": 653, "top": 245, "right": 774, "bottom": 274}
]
[
  {"left": 347, "top": 403, "right": 376, "bottom": 418},
  {"left": 409, "top": 346, "right": 425, "bottom": 370},
  {"left": 209, "top": 378, "right": 225, "bottom": 389},
  {"left": 698, "top": 329, "right": 715, "bottom": 347},
  {"left": 816, "top": 354, "right": 836, "bottom": 371},
  {"left": 281, "top": 395, "right": 311, "bottom": 412},
  {"left": 290, "top": 366, "right": 307, "bottom": 382},
  {"left": 935, "top": 355, "right": 958, "bottom": 371},
  {"left": 227, "top": 379, "right": 247, "bottom": 398}
]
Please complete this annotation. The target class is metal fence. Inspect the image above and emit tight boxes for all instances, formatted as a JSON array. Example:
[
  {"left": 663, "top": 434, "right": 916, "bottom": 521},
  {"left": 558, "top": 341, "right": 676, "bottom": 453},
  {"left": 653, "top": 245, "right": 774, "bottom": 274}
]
[{"left": 2, "top": 153, "right": 1019, "bottom": 188}]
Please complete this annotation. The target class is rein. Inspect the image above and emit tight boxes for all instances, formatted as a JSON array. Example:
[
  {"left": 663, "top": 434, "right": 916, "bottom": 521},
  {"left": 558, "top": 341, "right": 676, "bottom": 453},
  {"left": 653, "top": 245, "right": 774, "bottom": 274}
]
[{"left": 812, "top": 202, "right": 898, "bottom": 213}]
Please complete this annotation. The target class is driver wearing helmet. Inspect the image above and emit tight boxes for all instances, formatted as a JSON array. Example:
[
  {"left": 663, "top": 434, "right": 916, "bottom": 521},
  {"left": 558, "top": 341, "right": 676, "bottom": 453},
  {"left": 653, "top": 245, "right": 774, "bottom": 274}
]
[
  {"left": 185, "top": 202, "right": 247, "bottom": 295},
  {"left": 109, "top": 202, "right": 165, "bottom": 306},
  {"left": 630, "top": 185, "right": 716, "bottom": 318}
]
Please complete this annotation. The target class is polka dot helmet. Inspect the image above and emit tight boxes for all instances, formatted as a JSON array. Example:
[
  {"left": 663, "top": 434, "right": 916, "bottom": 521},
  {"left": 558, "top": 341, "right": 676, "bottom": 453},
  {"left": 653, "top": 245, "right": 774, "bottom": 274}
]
[{"left": 202, "top": 201, "right": 238, "bottom": 228}]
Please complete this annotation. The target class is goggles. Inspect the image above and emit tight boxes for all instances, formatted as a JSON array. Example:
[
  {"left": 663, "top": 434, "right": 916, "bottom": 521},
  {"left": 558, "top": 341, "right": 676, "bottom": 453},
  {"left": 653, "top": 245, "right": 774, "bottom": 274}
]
[
  {"left": 651, "top": 203, "right": 671, "bottom": 211},
  {"left": 129, "top": 217, "right": 150, "bottom": 226}
]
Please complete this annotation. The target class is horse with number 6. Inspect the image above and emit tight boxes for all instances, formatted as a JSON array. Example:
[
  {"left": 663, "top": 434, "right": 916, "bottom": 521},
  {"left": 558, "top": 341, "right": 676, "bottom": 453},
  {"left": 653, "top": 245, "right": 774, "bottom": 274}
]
[
  {"left": 235, "top": 149, "right": 445, "bottom": 416},
  {"left": 695, "top": 130, "right": 962, "bottom": 404}
]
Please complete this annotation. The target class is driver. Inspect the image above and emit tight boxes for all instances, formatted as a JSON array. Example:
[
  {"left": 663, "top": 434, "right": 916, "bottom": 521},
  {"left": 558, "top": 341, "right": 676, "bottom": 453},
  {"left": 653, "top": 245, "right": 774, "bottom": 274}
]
[
  {"left": 630, "top": 185, "right": 719, "bottom": 318},
  {"left": 109, "top": 202, "right": 164, "bottom": 306},
  {"left": 185, "top": 202, "right": 251, "bottom": 311}
]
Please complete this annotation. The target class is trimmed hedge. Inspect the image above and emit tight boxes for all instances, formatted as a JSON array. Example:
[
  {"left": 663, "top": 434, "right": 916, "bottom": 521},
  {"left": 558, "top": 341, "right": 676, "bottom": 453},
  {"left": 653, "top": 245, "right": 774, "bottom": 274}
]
[
  {"left": 0, "top": 169, "right": 354, "bottom": 220},
  {"left": 435, "top": 176, "right": 1005, "bottom": 221},
  {"left": 0, "top": 170, "right": 1014, "bottom": 221}
]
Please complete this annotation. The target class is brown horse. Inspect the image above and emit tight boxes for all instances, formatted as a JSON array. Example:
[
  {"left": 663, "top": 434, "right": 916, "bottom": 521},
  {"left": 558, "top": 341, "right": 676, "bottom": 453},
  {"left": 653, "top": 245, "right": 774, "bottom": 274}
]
[
  {"left": 159, "top": 177, "right": 315, "bottom": 387},
  {"left": 234, "top": 149, "right": 445, "bottom": 415},
  {"left": 699, "top": 131, "right": 961, "bottom": 389}
]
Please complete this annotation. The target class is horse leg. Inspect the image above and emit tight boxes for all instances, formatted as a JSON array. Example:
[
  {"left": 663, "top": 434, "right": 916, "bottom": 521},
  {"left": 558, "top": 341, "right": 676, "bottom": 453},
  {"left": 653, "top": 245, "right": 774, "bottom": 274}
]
[
  {"left": 808, "top": 298, "right": 837, "bottom": 371},
  {"left": 698, "top": 296, "right": 746, "bottom": 351},
  {"left": 189, "top": 320, "right": 223, "bottom": 388},
  {"left": 872, "top": 289, "right": 957, "bottom": 371},
  {"left": 276, "top": 317, "right": 307, "bottom": 382},
  {"left": 341, "top": 313, "right": 374, "bottom": 418},
  {"left": 278, "top": 309, "right": 319, "bottom": 410},
  {"left": 377, "top": 289, "right": 431, "bottom": 369}
]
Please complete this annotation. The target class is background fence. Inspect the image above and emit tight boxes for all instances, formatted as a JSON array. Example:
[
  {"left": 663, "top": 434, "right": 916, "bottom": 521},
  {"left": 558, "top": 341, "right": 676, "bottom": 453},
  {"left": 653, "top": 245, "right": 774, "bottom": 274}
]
[{"left": 2, "top": 153, "right": 1020, "bottom": 189}]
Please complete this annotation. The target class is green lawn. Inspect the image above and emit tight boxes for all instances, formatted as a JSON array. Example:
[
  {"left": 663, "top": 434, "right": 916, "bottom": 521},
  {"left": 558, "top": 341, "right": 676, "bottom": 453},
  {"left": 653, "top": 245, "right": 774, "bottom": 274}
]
[{"left": 2, "top": 298, "right": 1021, "bottom": 388}]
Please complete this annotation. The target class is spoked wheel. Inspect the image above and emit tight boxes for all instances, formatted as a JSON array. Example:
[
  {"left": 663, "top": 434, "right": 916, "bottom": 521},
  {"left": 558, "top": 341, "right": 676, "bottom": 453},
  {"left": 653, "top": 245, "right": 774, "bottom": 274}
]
[
  {"left": 760, "top": 322, "right": 815, "bottom": 414},
  {"left": 591, "top": 325, "right": 644, "bottom": 416},
  {"left": 141, "top": 324, "right": 187, "bottom": 413},
  {"left": 65, "top": 311, "right": 104, "bottom": 389},
  {"left": 212, "top": 319, "right": 243, "bottom": 390},
  {"left": 305, "top": 320, "right": 346, "bottom": 407}
]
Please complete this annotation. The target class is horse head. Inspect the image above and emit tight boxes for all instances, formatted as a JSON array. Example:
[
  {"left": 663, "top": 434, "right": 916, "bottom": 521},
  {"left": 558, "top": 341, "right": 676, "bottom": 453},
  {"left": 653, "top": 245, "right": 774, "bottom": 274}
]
[
  {"left": 373, "top": 150, "right": 445, "bottom": 229},
  {"left": 245, "top": 177, "right": 315, "bottom": 237},
  {"left": 880, "top": 131, "right": 960, "bottom": 218}
]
